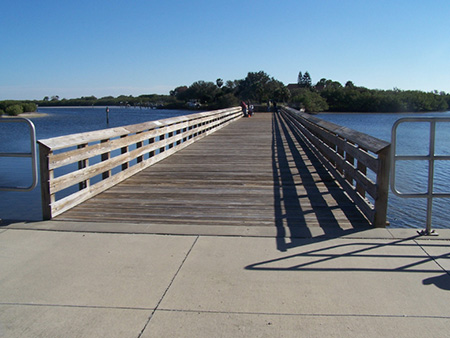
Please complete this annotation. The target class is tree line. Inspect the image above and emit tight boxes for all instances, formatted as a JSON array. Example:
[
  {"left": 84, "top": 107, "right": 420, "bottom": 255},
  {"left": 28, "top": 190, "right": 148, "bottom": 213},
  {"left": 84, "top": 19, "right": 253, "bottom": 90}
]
[
  {"left": 289, "top": 71, "right": 450, "bottom": 113},
  {"left": 0, "top": 101, "right": 37, "bottom": 116},
  {"left": 2, "top": 71, "right": 450, "bottom": 115}
]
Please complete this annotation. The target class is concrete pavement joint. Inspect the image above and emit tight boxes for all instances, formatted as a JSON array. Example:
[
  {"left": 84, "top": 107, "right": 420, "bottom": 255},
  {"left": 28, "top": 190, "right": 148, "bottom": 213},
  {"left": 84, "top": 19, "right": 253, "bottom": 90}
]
[
  {"left": 137, "top": 236, "right": 200, "bottom": 338},
  {"left": 414, "top": 239, "right": 450, "bottom": 275},
  {"left": 0, "top": 302, "right": 154, "bottom": 311},
  {"left": 154, "top": 308, "right": 450, "bottom": 320}
]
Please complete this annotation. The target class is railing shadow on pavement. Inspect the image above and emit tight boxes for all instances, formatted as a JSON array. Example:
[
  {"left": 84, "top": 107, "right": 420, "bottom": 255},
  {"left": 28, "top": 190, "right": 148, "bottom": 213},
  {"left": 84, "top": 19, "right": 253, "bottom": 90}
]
[{"left": 245, "top": 235, "right": 450, "bottom": 291}]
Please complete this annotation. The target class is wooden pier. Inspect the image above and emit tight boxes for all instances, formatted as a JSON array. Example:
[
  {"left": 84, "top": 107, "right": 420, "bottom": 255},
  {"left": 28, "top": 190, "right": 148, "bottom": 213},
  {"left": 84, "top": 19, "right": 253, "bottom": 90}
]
[{"left": 38, "top": 108, "right": 391, "bottom": 234}]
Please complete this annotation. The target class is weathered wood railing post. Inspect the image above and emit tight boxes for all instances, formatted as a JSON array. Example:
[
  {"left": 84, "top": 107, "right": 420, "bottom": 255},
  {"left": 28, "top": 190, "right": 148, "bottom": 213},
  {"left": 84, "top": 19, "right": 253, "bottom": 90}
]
[
  {"left": 136, "top": 132, "right": 143, "bottom": 163},
  {"left": 121, "top": 135, "right": 128, "bottom": 171},
  {"left": 168, "top": 130, "right": 174, "bottom": 149},
  {"left": 38, "top": 143, "right": 52, "bottom": 220},
  {"left": 159, "top": 131, "right": 165, "bottom": 154},
  {"left": 373, "top": 145, "right": 391, "bottom": 227},
  {"left": 101, "top": 139, "right": 111, "bottom": 179},
  {"left": 77, "top": 144, "right": 88, "bottom": 190},
  {"left": 148, "top": 136, "right": 155, "bottom": 158}
]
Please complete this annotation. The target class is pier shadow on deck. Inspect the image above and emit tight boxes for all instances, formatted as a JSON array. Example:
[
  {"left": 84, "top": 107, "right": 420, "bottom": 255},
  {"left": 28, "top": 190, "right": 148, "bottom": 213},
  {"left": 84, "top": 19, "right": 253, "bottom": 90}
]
[{"left": 271, "top": 112, "right": 370, "bottom": 251}]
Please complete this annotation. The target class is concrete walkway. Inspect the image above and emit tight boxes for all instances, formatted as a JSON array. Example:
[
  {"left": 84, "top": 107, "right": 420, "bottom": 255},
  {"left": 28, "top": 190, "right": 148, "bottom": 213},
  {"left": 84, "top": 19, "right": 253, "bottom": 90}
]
[{"left": 1, "top": 222, "right": 449, "bottom": 337}]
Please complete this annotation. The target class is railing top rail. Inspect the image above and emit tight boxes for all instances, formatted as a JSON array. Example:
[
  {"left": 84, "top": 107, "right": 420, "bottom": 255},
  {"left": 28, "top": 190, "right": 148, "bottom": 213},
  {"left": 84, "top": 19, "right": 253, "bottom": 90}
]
[
  {"left": 38, "top": 107, "right": 241, "bottom": 151},
  {"left": 282, "top": 106, "right": 390, "bottom": 154}
]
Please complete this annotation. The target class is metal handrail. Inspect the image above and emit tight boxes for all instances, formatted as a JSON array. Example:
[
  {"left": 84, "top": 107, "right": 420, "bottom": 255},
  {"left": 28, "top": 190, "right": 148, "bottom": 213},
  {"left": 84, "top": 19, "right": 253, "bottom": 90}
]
[
  {"left": 391, "top": 117, "right": 450, "bottom": 235},
  {"left": 0, "top": 117, "right": 38, "bottom": 191}
]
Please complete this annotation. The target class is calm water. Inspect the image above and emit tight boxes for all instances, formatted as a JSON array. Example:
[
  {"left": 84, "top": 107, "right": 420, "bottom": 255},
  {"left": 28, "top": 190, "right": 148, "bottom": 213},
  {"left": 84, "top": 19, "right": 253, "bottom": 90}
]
[
  {"left": 0, "top": 106, "right": 196, "bottom": 221},
  {"left": 1, "top": 108, "right": 450, "bottom": 229},
  {"left": 317, "top": 111, "right": 450, "bottom": 229}
]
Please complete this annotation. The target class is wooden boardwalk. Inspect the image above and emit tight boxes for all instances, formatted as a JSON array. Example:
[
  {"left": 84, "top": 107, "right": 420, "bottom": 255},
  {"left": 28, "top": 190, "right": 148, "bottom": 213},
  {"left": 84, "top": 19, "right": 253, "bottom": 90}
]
[{"left": 55, "top": 112, "right": 370, "bottom": 237}]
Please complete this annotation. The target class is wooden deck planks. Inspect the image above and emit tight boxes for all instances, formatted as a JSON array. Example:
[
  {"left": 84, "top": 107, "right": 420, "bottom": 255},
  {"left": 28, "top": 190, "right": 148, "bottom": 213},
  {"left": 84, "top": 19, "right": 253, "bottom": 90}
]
[{"left": 56, "top": 112, "right": 370, "bottom": 232}]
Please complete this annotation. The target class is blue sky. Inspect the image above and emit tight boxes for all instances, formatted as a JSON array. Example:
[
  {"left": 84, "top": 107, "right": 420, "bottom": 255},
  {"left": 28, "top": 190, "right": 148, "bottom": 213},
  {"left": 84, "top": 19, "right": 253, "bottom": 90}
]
[{"left": 1, "top": 0, "right": 449, "bottom": 100}]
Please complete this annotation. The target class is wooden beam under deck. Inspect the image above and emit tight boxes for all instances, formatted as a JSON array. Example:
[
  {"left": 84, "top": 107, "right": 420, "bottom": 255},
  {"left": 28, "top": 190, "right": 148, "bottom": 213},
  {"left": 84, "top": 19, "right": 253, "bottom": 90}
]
[{"left": 55, "top": 112, "right": 371, "bottom": 235}]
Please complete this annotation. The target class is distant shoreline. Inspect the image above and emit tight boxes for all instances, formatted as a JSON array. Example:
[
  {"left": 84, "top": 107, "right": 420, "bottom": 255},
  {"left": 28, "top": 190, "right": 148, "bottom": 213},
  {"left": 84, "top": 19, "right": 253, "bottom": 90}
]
[{"left": 1, "top": 112, "right": 49, "bottom": 118}]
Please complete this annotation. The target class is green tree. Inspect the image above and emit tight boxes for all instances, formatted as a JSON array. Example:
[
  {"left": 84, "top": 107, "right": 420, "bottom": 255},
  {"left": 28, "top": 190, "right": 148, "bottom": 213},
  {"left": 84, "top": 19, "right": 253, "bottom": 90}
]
[
  {"left": 271, "top": 81, "right": 291, "bottom": 102},
  {"left": 238, "top": 71, "right": 272, "bottom": 102},
  {"left": 210, "top": 93, "right": 239, "bottom": 109},
  {"left": 289, "top": 88, "right": 328, "bottom": 112},
  {"left": 345, "top": 81, "right": 355, "bottom": 89},
  {"left": 315, "top": 78, "right": 327, "bottom": 92},
  {"left": 5, "top": 104, "right": 24, "bottom": 116},
  {"left": 297, "top": 71, "right": 303, "bottom": 85},
  {"left": 237, "top": 71, "right": 288, "bottom": 103},
  {"left": 184, "top": 81, "right": 218, "bottom": 103},
  {"left": 170, "top": 86, "right": 189, "bottom": 100},
  {"left": 302, "top": 72, "right": 312, "bottom": 88},
  {"left": 216, "top": 78, "right": 224, "bottom": 88}
]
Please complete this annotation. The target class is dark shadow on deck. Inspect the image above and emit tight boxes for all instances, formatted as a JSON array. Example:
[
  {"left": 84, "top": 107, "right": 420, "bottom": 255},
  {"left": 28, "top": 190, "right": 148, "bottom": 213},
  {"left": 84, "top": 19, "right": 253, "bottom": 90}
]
[{"left": 272, "top": 112, "right": 370, "bottom": 251}]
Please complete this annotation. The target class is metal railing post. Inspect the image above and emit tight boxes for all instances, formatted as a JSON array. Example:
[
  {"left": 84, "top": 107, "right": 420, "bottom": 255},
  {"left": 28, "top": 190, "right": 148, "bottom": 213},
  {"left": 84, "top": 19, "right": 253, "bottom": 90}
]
[
  {"left": 391, "top": 117, "right": 450, "bottom": 236},
  {"left": 0, "top": 117, "right": 38, "bottom": 192}
]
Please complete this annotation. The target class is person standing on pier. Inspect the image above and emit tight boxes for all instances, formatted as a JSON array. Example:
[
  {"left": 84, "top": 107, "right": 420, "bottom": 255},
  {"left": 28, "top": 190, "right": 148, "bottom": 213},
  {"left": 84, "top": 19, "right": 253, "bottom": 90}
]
[
  {"left": 248, "top": 102, "right": 254, "bottom": 117},
  {"left": 240, "top": 101, "right": 248, "bottom": 117}
]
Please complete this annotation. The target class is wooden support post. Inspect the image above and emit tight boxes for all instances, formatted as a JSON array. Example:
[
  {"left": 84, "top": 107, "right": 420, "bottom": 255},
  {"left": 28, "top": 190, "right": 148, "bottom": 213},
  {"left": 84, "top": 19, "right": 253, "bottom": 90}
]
[
  {"left": 168, "top": 131, "right": 174, "bottom": 149},
  {"left": 121, "top": 135, "right": 129, "bottom": 170},
  {"left": 39, "top": 143, "right": 53, "bottom": 220},
  {"left": 373, "top": 145, "right": 391, "bottom": 227},
  {"left": 159, "top": 132, "right": 165, "bottom": 154},
  {"left": 136, "top": 132, "right": 143, "bottom": 163},
  {"left": 101, "top": 139, "right": 111, "bottom": 179},
  {"left": 77, "top": 144, "right": 88, "bottom": 190},
  {"left": 148, "top": 137, "right": 155, "bottom": 158}
]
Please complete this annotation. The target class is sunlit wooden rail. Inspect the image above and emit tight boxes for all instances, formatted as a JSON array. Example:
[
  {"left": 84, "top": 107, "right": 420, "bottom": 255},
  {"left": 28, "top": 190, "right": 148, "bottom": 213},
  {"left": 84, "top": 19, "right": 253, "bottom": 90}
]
[
  {"left": 38, "top": 107, "right": 391, "bottom": 230},
  {"left": 38, "top": 107, "right": 242, "bottom": 219}
]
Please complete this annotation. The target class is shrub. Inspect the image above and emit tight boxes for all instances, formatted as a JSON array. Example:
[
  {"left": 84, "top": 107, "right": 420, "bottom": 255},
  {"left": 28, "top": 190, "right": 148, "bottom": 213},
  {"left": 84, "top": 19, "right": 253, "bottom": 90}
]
[
  {"left": 5, "top": 104, "right": 24, "bottom": 116},
  {"left": 22, "top": 102, "right": 37, "bottom": 112},
  {"left": 0, "top": 109, "right": 4, "bottom": 116}
]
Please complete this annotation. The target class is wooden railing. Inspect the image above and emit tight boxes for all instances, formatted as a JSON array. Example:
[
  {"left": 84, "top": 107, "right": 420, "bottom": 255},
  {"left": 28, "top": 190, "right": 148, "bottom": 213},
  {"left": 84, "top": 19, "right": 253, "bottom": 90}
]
[
  {"left": 38, "top": 107, "right": 242, "bottom": 219},
  {"left": 280, "top": 107, "right": 391, "bottom": 227}
]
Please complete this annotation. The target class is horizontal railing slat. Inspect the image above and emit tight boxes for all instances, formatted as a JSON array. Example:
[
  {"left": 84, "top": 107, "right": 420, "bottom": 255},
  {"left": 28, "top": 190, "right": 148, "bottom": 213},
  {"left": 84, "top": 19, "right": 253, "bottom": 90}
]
[
  {"left": 47, "top": 111, "right": 231, "bottom": 170},
  {"left": 297, "top": 115, "right": 379, "bottom": 172},
  {"left": 39, "top": 107, "right": 241, "bottom": 150},
  {"left": 282, "top": 107, "right": 389, "bottom": 154}
]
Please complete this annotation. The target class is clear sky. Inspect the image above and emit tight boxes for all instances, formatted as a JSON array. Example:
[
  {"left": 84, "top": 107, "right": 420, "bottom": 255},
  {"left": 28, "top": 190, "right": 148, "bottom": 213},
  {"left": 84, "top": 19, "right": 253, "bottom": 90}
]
[{"left": 1, "top": 0, "right": 449, "bottom": 100}]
